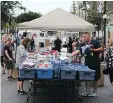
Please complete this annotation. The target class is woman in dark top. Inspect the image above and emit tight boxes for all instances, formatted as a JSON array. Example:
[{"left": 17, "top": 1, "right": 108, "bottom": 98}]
[
  {"left": 68, "top": 37, "right": 73, "bottom": 53},
  {"left": 30, "top": 37, "right": 35, "bottom": 50},
  {"left": 54, "top": 37, "right": 62, "bottom": 52}
]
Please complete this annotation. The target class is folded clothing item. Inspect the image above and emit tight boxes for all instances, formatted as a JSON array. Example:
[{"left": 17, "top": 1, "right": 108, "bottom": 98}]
[
  {"left": 38, "top": 62, "right": 53, "bottom": 69},
  {"left": 22, "top": 64, "right": 35, "bottom": 69},
  {"left": 22, "top": 58, "right": 36, "bottom": 69},
  {"left": 84, "top": 47, "right": 91, "bottom": 55},
  {"left": 81, "top": 44, "right": 92, "bottom": 54}
]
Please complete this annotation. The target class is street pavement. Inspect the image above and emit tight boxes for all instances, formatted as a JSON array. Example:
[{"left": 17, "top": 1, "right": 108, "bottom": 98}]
[{"left": 1, "top": 73, "right": 113, "bottom": 103}]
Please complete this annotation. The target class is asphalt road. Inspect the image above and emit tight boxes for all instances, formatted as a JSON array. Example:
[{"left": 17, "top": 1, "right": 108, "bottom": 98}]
[{"left": 1, "top": 73, "right": 113, "bottom": 103}]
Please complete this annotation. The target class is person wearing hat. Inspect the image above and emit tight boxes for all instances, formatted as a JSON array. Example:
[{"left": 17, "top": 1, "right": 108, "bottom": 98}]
[{"left": 70, "top": 32, "right": 103, "bottom": 97}]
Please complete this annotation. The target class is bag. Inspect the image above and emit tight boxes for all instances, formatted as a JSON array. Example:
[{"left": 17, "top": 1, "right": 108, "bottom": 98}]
[
  {"left": 12, "top": 68, "right": 18, "bottom": 78},
  {"left": 103, "top": 67, "right": 109, "bottom": 75}
]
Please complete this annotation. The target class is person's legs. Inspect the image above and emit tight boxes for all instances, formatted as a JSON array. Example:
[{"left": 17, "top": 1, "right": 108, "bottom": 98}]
[
  {"left": 85, "top": 82, "right": 90, "bottom": 92},
  {"left": 5, "top": 60, "right": 11, "bottom": 80},
  {"left": 17, "top": 68, "right": 26, "bottom": 95},
  {"left": 7, "top": 70, "right": 10, "bottom": 77},
  {"left": 8, "top": 61, "right": 15, "bottom": 79},
  {"left": 10, "top": 69, "right": 14, "bottom": 77},
  {"left": 93, "top": 81, "right": 98, "bottom": 92},
  {"left": 18, "top": 80, "right": 26, "bottom": 94},
  {"left": 90, "top": 66, "right": 100, "bottom": 96},
  {"left": 17, "top": 80, "right": 23, "bottom": 91},
  {"left": 1, "top": 56, "right": 5, "bottom": 74},
  {"left": 109, "top": 69, "right": 113, "bottom": 85},
  {"left": 82, "top": 66, "right": 100, "bottom": 97},
  {"left": 6, "top": 69, "right": 12, "bottom": 80},
  {"left": 93, "top": 66, "right": 100, "bottom": 92}
]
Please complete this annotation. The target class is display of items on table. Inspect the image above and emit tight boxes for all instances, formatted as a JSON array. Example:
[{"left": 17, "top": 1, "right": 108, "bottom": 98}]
[
  {"left": 60, "top": 62, "right": 95, "bottom": 80},
  {"left": 18, "top": 49, "right": 96, "bottom": 81},
  {"left": 49, "top": 50, "right": 58, "bottom": 59},
  {"left": 37, "top": 61, "right": 54, "bottom": 79}
]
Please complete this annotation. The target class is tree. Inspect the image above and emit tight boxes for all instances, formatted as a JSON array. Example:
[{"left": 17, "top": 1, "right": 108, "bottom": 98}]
[
  {"left": 71, "top": 1, "right": 76, "bottom": 15},
  {"left": 77, "top": 1, "right": 103, "bottom": 32},
  {"left": 15, "top": 11, "right": 42, "bottom": 23},
  {"left": 1, "top": 1, "right": 25, "bottom": 29}
]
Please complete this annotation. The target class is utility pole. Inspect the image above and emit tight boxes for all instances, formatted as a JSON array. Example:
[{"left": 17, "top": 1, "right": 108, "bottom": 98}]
[{"left": 104, "top": 1, "right": 106, "bottom": 47}]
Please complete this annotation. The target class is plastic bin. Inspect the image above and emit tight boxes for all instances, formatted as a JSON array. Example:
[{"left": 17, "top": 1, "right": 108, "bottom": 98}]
[
  {"left": 19, "top": 69, "right": 35, "bottom": 79},
  {"left": 36, "top": 68, "right": 54, "bottom": 79},
  {"left": 61, "top": 66, "right": 77, "bottom": 80},
  {"left": 78, "top": 69, "right": 95, "bottom": 80}
]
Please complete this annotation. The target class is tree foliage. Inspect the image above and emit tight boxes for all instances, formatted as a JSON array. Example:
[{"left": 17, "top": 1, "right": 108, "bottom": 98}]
[
  {"left": 16, "top": 11, "right": 42, "bottom": 23},
  {"left": 1, "top": 1, "right": 25, "bottom": 28},
  {"left": 73, "top": 1, "right": 103, "bottom": 31}
]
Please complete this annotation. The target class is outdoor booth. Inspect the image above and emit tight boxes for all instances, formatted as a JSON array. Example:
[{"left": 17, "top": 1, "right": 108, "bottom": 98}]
[{"left": 17, "top": 8, "right": 99, "bottom": 103}]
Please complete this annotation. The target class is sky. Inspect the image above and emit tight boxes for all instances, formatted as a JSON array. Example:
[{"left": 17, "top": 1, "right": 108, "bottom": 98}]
[{"left": 16, "top": 0, "right": 74, "bottom": 16}]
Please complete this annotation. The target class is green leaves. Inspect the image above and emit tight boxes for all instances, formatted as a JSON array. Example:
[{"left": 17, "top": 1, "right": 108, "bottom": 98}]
[
  {"left": 16, "top": 11, "right": 42, "bottom": 23},
  {"left": 1, "top": 1, "right": 25, "bottom": 29}
]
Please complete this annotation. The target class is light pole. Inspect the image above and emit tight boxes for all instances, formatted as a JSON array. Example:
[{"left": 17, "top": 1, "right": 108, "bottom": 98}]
[
  {"left": 103, "top": 14, "right": 107, "bottom": 47},
  {"left": 103, "top": 1, "right": 107, "bottom": 47}
]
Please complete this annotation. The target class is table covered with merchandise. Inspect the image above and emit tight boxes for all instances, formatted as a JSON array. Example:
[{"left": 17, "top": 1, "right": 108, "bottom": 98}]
[{"left": 19, "top": 50, "right": 96, "bottom": 103}]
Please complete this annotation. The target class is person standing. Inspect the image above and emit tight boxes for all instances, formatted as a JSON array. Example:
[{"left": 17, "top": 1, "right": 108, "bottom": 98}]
[
  {"left": 0, "top": 34, "right": 7, "bottom": 74},
  {"left": 17, "top": 34, "right": 22, "bottom": 46},
  {"left": 16, "top": 37, "right": 31, "bottom": 95},
  {"left": 54, "top": 37, "right": 62, "bottom": 52},
  {"left": 4, "top": 37, "right": 15, "bottom": 80},
  {"left": 70, "top": 32, "right": 103, "bottom": 96},
  {"left": 105, "top": 40, "right": 113, "bottom": 85},
  {"left": 68, "top": 37, "right": 73, "bottom": 53},
  {"left": 30, "top": 36, "right": 35, "bottom": 50}
]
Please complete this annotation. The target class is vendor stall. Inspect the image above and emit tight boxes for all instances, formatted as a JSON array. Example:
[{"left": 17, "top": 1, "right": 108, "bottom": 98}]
[
  {"left": 17, "top": 8, "right": 97, "bottom": 103},
  {"left": 18, "top": 49, "right": 96, "bottom": 103}
]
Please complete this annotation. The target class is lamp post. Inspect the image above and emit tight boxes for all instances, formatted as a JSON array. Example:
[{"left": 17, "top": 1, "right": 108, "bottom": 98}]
[
  {"left": 103, "top": 14, "right": 107, "bottom": 47},
  {"left": 103, "top": 1, "right": 107, "bottom": 47}
]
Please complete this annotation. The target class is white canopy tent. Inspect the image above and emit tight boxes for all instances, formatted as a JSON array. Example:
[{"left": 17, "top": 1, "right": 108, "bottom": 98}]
[{"left": 18, "top": 8, "right": 96, "bottom": 32}]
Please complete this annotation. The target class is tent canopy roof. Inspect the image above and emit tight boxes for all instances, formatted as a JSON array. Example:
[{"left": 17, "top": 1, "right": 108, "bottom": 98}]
[{"left": 18, "top": 8, "right": 96, "bottom": 31}]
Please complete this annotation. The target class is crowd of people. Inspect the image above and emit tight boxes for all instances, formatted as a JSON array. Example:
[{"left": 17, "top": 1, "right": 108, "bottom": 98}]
[
  {"left": 0, "top": 33, "right": 35, "bottom": 94},
  {"left": 1, "top": 31, "right": 113, "bottom": 96}
]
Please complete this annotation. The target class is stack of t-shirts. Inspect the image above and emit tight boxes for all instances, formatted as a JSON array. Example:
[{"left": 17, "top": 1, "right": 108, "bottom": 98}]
[
  {"left": 38, "top": 62, "right": 53, "bottom": 69},
  {"left": 22, "top": 58, "right": 36, "bottom": 69}
]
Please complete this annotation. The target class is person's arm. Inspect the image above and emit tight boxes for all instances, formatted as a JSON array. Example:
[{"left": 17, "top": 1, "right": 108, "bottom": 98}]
[
  {"left": 70, "top": 50, "right": 80, "bottom": 57},
  {"left": 5, "top": 50, "right": 12, "bottom": 60},
  {"left": 90, "top": 47, "right": 103, "bottom": 52},
  {"left": 90, "top": 40, "right": 103, "bottom": 52}
]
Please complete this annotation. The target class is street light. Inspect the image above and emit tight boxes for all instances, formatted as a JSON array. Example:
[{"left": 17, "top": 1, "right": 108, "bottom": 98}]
[
  {"left": 103, "top": 1, "right": 106, "bottom": 47},
  {"left": 103, "top": 14, "right": 107, "bottom": 47}
]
